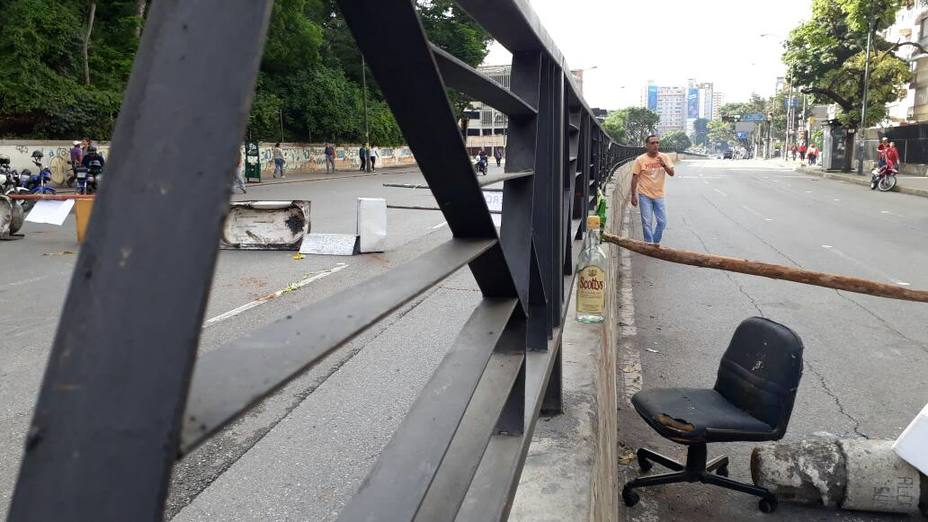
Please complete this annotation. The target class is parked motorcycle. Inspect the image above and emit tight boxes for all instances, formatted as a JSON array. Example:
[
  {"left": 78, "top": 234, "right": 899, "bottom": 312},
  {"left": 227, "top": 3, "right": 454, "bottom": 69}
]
[
  {"left": 474, "top": 156, "right": 488, "bottom": 176},
  {"left": 870, "top": 164, "right": 897, "bottom": 192},
  {"left": 75, "top": 153, "right": 103, "bottom": 195}
]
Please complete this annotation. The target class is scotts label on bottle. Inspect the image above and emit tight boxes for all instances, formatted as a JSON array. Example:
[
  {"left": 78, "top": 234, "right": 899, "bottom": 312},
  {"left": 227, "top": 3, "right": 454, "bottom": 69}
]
[{"left": 577, "top": 266, "right": 606, "bottom": 314}]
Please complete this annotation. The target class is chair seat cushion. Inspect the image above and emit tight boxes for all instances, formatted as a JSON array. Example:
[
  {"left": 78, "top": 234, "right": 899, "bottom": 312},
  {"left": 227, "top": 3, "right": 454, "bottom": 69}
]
[{"left": 632, "top": 388, "right": 777, "bottom": 443}]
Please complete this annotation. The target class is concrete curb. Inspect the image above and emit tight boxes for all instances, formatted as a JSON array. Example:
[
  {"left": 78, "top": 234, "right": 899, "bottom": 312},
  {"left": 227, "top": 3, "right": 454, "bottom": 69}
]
[
  {"left": 250, "top": 165, "right": 419, "bottom": 187},
  {"left": 796, "top": 165, "right": 928, "bottom": 198}
]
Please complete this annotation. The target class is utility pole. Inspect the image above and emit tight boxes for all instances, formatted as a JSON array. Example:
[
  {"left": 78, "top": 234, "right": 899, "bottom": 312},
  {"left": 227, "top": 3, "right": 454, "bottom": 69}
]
[
  {"left": 361, "top": 56, "right": 370, "bottom": 147},
  {"left": 857, "top": 16, "right": 876, "bottom": 175}
]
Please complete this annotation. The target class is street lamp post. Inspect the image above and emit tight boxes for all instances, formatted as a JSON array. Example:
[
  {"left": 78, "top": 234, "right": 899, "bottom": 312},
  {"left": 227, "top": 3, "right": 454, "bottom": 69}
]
[{"left": 857, "top": 18, "right": 875, "bottom": 175}]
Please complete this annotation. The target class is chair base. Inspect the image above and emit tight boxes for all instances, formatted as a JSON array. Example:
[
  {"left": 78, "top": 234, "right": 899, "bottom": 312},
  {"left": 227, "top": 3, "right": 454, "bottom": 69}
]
[{"left": 622, "top": 444, "right": 778, "bottom": 514}]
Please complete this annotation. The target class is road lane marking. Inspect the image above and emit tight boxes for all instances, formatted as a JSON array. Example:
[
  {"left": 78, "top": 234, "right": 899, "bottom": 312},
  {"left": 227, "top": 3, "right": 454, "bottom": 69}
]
[
  {"left": 5, "top": 275, "right": 49, "bottom": 287},
  {"left": 714, "top": 188, "right": 728, "bottom": 197},
  {"left": 432, "top": 221, "right": 447, "bottom": 229},
  {"left": 203, "top": 263, "right": 348, "bottom": 328},
  {"left": 741, "top": 205, "right": 764, "bottom": 219},
  {"left": 822, "top": 246, "right": 910, "bottom": 287},
  {"left": 618, "top": 207, "right": 641, "bottom": 405}
]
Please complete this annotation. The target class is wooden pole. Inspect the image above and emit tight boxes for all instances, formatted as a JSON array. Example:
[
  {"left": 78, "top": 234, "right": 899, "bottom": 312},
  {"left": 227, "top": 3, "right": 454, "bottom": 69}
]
[{"left": 602, "top": 233, "right": 928, "bottom": 304}]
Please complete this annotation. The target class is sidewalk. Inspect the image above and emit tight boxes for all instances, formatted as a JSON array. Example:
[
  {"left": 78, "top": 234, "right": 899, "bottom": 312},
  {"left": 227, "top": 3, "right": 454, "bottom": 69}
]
[
  {"left": 51, "top": 164, "right": 422, "bottom": 194},
  {"left": 767, "top": 158, "right": 928, "bottom": 198}
]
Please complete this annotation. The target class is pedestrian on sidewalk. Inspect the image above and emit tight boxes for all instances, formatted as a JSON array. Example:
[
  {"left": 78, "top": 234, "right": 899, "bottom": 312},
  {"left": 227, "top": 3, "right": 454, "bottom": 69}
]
[
  {"left": 369, "top": 145, "right": 379, "bottom": 171},
  {"left": 324, "top": 142, "right": 336, "bottom": 173},
  {"left": 233, "top": 150, "right": 247, "bottom": 194},
  {"left": 808, "top": 144, "right": 818, "bottom": 166},
  {"left": 790, "top": 144, "right": 798, "bottom": 161},
  {"left": 799, "top": 142, "right": 807, "bottom": 161},
  {"left": 631, "top": 134, "right": 674, "bottom": 246},
  {"left": 68, "top": 140, "right": 83, "bottom": 187},
  {"left": 494, "top": 148, "right": 503, "bottom": 167},
  {"left": 272, "top": 143, "right": 285, "bottom": 178},
  {"left": 358, "top": 145, "right": 368, "bottom": 172}
]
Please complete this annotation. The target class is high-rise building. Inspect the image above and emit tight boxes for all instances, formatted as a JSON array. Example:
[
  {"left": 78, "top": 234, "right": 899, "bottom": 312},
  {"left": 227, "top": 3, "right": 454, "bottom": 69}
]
[
  {"left": 642, "top": 82, "right": 686, "bottom": 135},
  {"left": 712, "top": 91, "right": 725, "bottom": 120},
  {"left": 686, "top": 79, "right": 717, "bottom": 134}
]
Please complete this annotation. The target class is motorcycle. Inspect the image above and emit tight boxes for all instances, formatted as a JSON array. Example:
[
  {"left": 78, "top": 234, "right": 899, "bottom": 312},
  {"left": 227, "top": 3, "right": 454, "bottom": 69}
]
[
  {"left": 474, "top": 156, "right": 488, "bottom": 176},
  {"left": 870, "top": 164, "right": 898, "bottom": 192},
  {"left": 76, "top": 156, "right": 103, "bottom": 195}
]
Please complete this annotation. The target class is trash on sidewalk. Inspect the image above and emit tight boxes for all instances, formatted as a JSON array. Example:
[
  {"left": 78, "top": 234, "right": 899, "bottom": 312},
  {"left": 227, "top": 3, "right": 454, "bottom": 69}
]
[
  {"left": 751, "top": 438, "right": 926, "bottom": 515},
  {"left": 893, "top": 402, "right": 928, "bottom": 476},
  {"left": 220, "top": 200, "right": 310, "bottom": 251}
]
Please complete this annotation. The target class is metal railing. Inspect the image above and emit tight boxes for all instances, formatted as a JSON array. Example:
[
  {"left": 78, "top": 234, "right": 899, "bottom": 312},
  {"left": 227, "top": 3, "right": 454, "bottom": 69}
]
[{"left": 9, "top": 1, "right": 641, "bottom": 520}]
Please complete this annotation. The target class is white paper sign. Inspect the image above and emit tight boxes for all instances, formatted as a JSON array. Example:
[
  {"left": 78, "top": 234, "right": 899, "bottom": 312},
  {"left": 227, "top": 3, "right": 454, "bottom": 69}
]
[
  {"left": 300, "top": 233, "right": 359, "bottom": 256},
  {"left": 26, "top": 199, "right": 74, "bottom": 226},
  {"left": 483, "top": 191, "right": 503, "bottom": 213}
]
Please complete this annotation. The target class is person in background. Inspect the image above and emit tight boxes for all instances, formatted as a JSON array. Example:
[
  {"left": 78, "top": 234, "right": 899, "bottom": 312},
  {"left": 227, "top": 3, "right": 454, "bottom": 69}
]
[
  {"left": 233, "top": 149, "right": 247, "bottom": 194},
  {"left": 68, "top": 140, "right": 83, "bottom": 187},
  {"left": 807, "top": 143, "right": 818, "bottom": 166},
  {"left": 886, "top": 141, "right": 900, "bottom": 171},
  {"left": 81, "top": 145, "right": 105, "bottom": 170},
  {"left": 877, "top": 137, "right": 888, "bottom": 168},
  {"left": 494, "top": 148, "right": 503, "bottom": 167},
  {"left": 630, "top": 135, "right": 674, "bottom": 246},
  {"left": 272, "top": 143, "right": 285, "bottom": 178},
  {"left": 359, "top": 145, "right": 368, "bottom": 172},
  {"left": 324, "top": 142, "right": 336, "bottom": 173},
  {"left": 369, "top": 145, "right": 379, "bottom": 171},
  {"left": 799, "top": 142, "right": 807, "bottom": 161}
]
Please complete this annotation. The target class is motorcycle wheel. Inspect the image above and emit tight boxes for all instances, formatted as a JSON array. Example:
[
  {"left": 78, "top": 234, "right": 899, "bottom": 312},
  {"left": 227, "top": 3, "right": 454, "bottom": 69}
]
[
  {"left": 878, "top": 174, "right": 897, "bottom": 192},
  {"left": 870, "top": 178, "right": 878, "bottom": 190}
]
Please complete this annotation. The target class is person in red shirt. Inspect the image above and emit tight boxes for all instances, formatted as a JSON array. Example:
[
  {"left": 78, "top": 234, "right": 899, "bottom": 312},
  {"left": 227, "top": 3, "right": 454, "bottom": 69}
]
[
  {"left": 799, "top": 143, "right": 807, "bottom": 161},
  {"left": 885, "top": 142, "right": 900, "bottom": 170}
]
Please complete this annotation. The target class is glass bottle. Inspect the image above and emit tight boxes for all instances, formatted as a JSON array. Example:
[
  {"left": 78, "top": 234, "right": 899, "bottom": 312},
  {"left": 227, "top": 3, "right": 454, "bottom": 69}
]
[{"left": 576, "top": 215, "right": 607, "bottom": 323}]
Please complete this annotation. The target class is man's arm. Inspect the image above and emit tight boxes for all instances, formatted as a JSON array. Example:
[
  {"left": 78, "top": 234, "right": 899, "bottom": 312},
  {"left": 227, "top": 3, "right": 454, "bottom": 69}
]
[{"left": 659, "top": 154, "right": 675, "bottom": 176}]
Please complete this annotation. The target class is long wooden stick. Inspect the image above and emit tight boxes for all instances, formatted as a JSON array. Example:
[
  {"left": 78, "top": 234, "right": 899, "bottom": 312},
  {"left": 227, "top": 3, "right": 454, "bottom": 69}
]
[{"left": 602, "top": 232, "right": 928, "bottom": 304}]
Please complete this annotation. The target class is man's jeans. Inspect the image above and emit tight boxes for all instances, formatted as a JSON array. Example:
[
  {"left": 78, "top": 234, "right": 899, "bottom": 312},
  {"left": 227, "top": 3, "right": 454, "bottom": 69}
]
[
  {"left": 325, "top": 156, "right": 335, "bottom": 173},
  {"left": 638, "top": 194, "right": 667, "bottom": 244},
  {"left": 273, "top": 158, "right": 285, "bottom": 178}
]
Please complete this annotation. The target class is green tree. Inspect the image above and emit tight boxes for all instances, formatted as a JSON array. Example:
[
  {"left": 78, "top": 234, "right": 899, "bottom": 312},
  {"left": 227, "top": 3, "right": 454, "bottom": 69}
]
[
  {"left": 660, "top": 131, "right": 691, "bottom": 152},
  {"left": 602, "top": 107, "right": 659, "bottom": 145},
  {"left": 417, "top": 0, "right": 491, "bottom": 133},
  {"left": 602, "top": 110, "right": 627, "bottom": 143},
  {"left": 707, "top": 119, "right": 737, "bottom": 149},
  {"left": 783, "top": 0, "right": 910, "bottom": 128}
]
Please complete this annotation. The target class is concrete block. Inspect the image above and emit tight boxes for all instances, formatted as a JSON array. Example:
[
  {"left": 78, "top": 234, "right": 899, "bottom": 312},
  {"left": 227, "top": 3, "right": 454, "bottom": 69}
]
[{"left": 841, "top": 439, "right": 922, "bottom": 513}]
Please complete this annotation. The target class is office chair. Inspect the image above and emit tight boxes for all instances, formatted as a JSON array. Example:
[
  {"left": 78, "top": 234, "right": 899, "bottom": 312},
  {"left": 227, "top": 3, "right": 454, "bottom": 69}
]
[{"left": 622, "top": 316, "right": 804, "bottom": 513}]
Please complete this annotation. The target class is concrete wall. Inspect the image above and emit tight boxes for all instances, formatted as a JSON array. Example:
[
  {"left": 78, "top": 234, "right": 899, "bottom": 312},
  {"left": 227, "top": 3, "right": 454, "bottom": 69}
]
[
  {"left": 510, "top": 159, "right": 636, "bottom": 522},
  {"left": 0, "top": 140, "right": 416, "bottom": 184}
]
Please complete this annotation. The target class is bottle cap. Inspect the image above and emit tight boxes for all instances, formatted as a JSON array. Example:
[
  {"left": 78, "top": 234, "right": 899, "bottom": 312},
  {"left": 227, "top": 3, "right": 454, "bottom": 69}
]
[{"left": 586, "top": 215, "right": 600, "bottom": 228}]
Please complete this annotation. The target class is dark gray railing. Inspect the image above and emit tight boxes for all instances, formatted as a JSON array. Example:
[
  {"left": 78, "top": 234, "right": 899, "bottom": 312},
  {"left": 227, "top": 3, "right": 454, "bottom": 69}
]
[{"left": 9, "top": 1, "right": 641, "bottom": 520}]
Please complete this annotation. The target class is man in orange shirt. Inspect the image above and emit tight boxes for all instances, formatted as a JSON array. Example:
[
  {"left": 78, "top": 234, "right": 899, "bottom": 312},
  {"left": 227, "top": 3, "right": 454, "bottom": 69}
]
[{"left": 631, "top": 135, "right": 675, "bottom": 245}]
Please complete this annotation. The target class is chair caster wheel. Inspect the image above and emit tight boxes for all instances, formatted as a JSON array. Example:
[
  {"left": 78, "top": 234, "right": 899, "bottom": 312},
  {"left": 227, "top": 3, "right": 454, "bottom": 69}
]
[
  {"left": 622, "top": 486, "right": 640, "bottom": 507},
  {"left": 716, "top": 465, "right": 729, "bottom": 477},
  {"left": 636, "top": 449, "right": 653, "bottom": 472},
  {"left": 758, "top": 495, "right": 777, "bottom": 513}
]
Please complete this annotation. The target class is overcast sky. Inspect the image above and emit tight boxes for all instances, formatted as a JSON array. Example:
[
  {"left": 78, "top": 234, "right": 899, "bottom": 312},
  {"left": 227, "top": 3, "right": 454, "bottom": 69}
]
[{"left": 482, "top": 0, "right": 812, "bottom": 109}]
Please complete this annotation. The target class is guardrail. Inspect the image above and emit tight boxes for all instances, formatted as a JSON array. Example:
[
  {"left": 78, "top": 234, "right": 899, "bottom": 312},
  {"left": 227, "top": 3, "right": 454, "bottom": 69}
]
[{"left": 8, "top": 1, "right": 642, "bottom": 520}]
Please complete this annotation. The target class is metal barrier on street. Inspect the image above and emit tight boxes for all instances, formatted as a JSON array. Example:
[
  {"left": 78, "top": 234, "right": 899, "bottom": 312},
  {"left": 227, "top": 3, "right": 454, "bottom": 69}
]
[{"left": 9, "top": 1, "right": 642, "bottom": 520}]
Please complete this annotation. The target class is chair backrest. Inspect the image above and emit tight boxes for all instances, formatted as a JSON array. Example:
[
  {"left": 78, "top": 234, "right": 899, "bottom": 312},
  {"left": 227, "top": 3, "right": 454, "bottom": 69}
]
[{"left": 714, "top": 317, "right": 804, "bottom": 437}]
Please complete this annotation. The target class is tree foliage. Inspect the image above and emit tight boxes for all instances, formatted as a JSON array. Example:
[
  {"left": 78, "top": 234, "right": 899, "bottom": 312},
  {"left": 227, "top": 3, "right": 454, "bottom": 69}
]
[
  {"left": 707, "top": 119, "right": 737, "bottom": 149},
  {"left": 782, "top": 0, "right": 911, "bottom": 127},
  {"left": 660, "top": 131, "right": 691, "bottom": 152},
  {"left": 0, "top": 0, "right": 488, "bottom": 146},
  {"left": 603, "top": 107, "right": 659, "bottom": 145},
  {"left": 692, "top": 118, "right": 710, "bottom": 146}
]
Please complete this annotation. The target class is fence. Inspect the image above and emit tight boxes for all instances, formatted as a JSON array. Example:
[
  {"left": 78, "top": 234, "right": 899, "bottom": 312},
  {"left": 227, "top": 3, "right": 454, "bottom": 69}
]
[{"left": 8, "top": 1, "right": 641, "bottom": 520}]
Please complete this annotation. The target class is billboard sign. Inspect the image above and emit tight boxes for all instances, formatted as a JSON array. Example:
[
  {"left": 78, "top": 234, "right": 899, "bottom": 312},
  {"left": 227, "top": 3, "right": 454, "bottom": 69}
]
[
  {"left": 741, "top": 112, "right": 766, "bottom": 122},
  {"left": 687, "top": 88, "right": 699, "bottom": 119},
  {"left": 647, "top": 85, "right": 658, "bottom": 111}
]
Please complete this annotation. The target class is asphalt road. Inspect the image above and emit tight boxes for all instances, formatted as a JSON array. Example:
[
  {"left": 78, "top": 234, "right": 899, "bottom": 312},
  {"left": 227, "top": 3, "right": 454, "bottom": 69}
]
[
  {"left": 618, "top": 159, "right": 928, "bottom": 521},
  {"left": 0, "top": 164, "right": 506, "bottom": 520}
]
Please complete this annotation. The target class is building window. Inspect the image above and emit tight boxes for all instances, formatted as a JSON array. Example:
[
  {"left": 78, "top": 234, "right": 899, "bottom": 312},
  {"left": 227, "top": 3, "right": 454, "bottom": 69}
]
[{"left": 467, "top": 129, "right": 480, "bottom": 136}]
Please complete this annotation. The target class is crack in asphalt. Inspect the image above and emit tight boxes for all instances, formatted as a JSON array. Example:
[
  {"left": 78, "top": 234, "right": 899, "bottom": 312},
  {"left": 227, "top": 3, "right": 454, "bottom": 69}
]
[
  {"left": 802, "top": 358, "right": 870, "bottom": 439},
  {"left": 682, "top": 216, "right": 765, "bottom": 318},
  {"left": 680, "top": 212, "right": 868, "bottom": 440},
  {"left": 699, "top": 193, "right": 803, "bottom": 267},
  {"left": 832, "top": 290, "right": 928, "bottom": 356}
]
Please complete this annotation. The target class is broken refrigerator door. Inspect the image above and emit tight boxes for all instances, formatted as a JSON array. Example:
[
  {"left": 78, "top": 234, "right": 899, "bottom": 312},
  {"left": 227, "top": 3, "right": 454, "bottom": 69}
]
[{"left": 220, "top": 200, "right": 311, "bottom": 250}]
